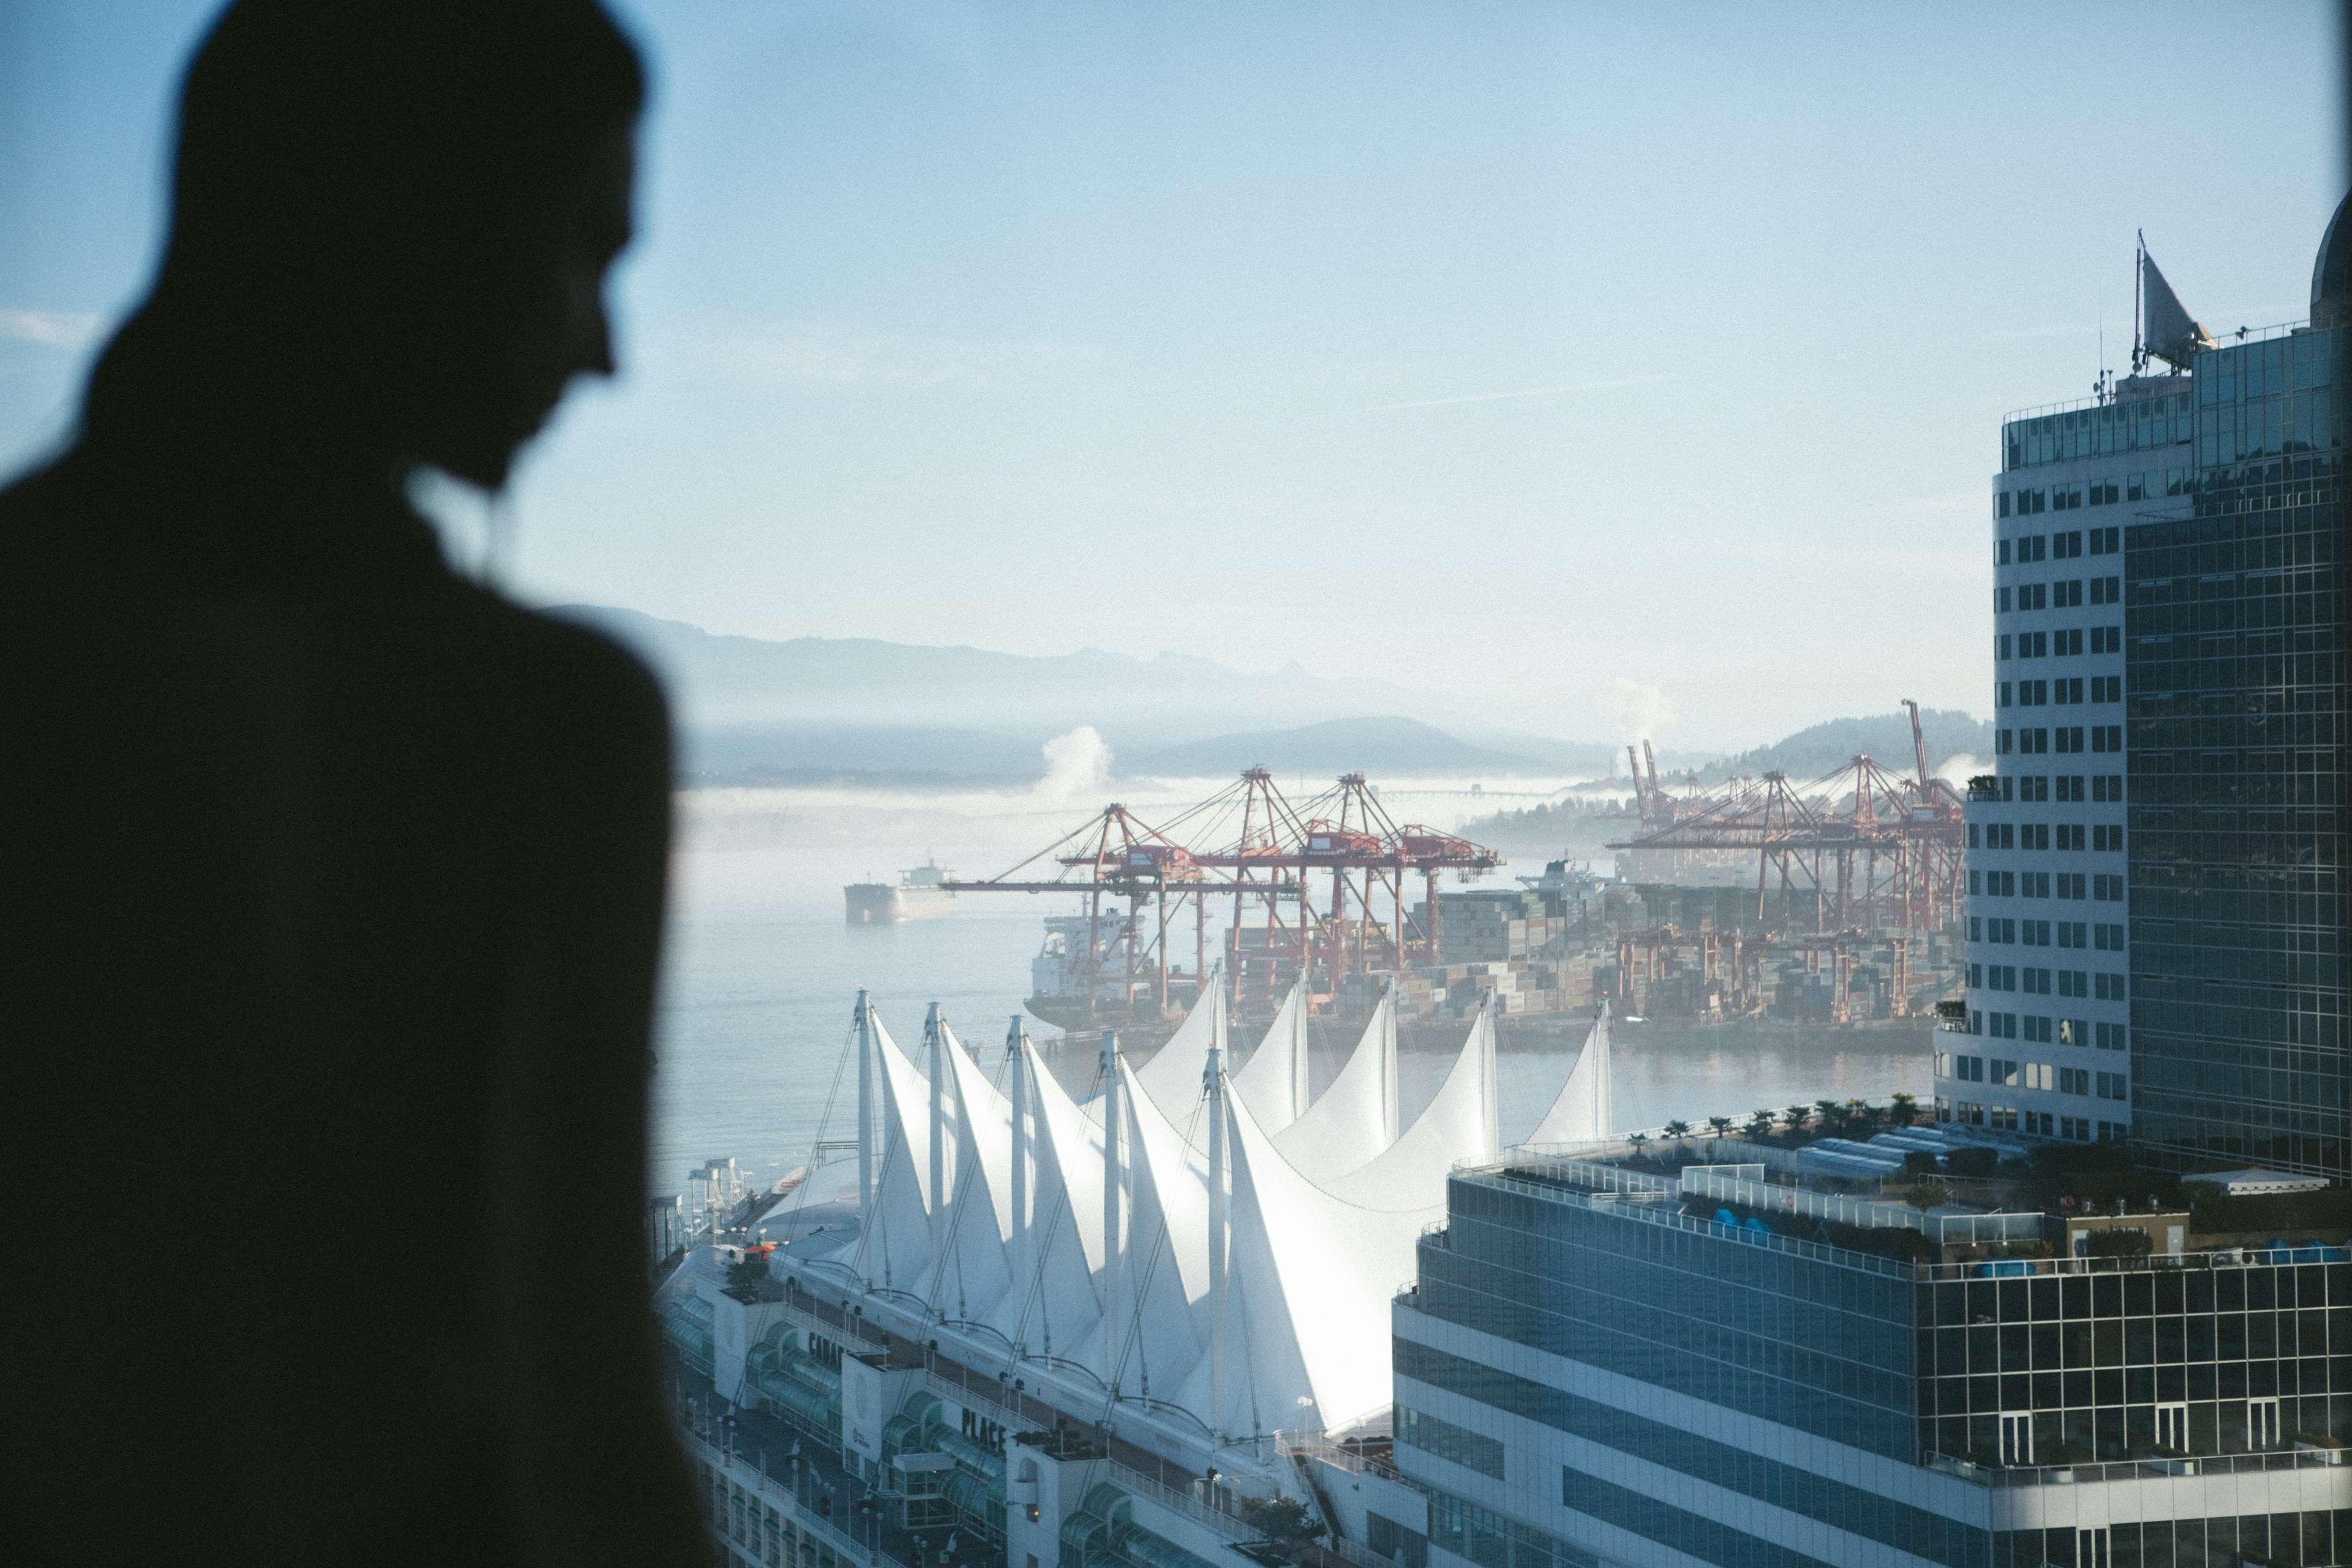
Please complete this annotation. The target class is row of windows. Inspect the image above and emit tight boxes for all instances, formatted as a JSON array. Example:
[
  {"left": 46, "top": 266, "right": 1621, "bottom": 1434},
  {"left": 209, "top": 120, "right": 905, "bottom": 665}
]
[
  {"left": 1943, "top": 1101, "right": 2124, "bottom": 1141},
  {"left": 1561, "top": 1463, "right": 1975, "bottom": 1568},
  {"left": 1990, "top": 576, "right": 2128, "bottom": 611},
  {"left": 1927, "top": 1259, "right": 2350, "bottom": 1327},
  {"left": 1982, "top": 773, "right": 2124, "bottom": 804},
  {"left": 1966, "top": 917, "right": 2126, "bottom": 951},
  {"left": 1963, "top": 1014, "right": 2127, "bottom": 1050},
  {"left": 1970, "top": 869, "right": 2124, "bottom": 900},
  {"left": 1997, "top": 526, "right": 2119, "bottom": 564},
  {"left": 1970, "top": 965, "right": 2127, "bottom": 1000},
  {"left": 1992, "top": 1510, "right": 2352, "bottom": 1568},
  {"left": 1999, "top": 677, "right": 2117, "bottom": 707},
  {"left": 1921, "top": 1310, "right": 2352, "bottom": 1381},
  {"left": 1970, "top": 824, "right": 2125, "bottom": 856},
  {"left": 1996, "top": 725, "right": 2124, "bottom": 755},
  {"left": 1395, "top": 1403, "right": 1504, "bottom": 1480},
  {"left": 1999, "top": 626, "right": 2130, "bottom": 660},
  {"left": 1935, "top": 1054, "right": 2125, "bottom": 1100},
  {"left": 1423, "top": 1482, "right": 1598, "bottom": 1568},
  {"left": 1966, "top": 775, "right": 2135, "bottom": 804},
  {"left": 2000, "top": 627, "right": 2097, "bottom": 660},
  {"left": 1398, "top": 1338, "right": 1985, "bottom": 1568}
]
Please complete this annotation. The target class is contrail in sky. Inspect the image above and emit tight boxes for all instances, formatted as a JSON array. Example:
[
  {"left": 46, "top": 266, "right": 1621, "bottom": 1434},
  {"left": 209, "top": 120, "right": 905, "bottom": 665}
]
[{"left": 1363, "top": 372, "right": 1676, "bottom": 412}]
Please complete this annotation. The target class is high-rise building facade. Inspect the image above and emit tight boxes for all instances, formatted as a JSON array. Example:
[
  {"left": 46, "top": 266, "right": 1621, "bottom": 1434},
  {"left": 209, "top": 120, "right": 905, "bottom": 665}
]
[
  {"left": 1940, "top": 195, "right": 2351, "bottom": 1172},
  {"left": 1384, "top": 1142, "right": 2352, "bottom": 1568},
  {"left": 2126, "top": 214, "right": 2350, "bottom": 1176},
  {"left": 1937, "top": 379, "right": 2192, "bottom": 1139}
]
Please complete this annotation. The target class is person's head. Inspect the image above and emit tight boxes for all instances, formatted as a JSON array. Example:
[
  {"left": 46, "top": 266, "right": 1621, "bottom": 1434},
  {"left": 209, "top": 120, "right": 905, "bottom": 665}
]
[{"left": 88, "top": 0, "right": 646, "bottom": 491}]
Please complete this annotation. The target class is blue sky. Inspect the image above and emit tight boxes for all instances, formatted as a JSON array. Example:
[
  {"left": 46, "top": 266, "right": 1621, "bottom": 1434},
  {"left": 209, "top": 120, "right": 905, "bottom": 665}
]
[{"left": 1, "top": 1, "right": 2339, "bottom": 747}]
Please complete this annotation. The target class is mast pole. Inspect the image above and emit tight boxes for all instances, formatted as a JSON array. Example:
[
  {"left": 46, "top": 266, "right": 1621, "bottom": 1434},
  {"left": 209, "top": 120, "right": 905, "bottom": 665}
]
[
  {"left": 926, "top": 1002, "right": 948, "bottom": 1259},
  {"left": 1205, "top": 1040, "right": 1228, "bottom": 1440},
  {"left": 1006, "top": 1014, "right": 1029, "bottom": 1337},
  {"left": 856, "top": 989, "right": 874, "bottom": 1229},
  {"left": 1101, "top": 1031, "right": 1124, "bottom": 1399}
]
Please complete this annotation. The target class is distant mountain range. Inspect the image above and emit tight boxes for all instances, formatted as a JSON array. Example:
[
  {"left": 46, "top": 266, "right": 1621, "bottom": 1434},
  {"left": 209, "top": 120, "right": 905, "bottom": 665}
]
[
  {"left": 553, "top": 605, "right": 1659, "bottom": 786},
  {"left": 552, "top": 605, "right": 1959, "bottom": 792},
  {"left": 1685, "top": 708, "right": 1994, "bottom": 786},
  {"left": 551, "top": 605, "right": 1455, "bottom": 740},
  {"left": 1121, "top": 717, "right": 1550, "bottom": 779}
]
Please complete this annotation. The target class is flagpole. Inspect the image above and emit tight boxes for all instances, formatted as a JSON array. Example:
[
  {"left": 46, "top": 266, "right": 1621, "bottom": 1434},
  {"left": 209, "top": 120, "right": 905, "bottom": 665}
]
[{"left": 2133, "top": 230, "right": 2144, "bottom": 373}]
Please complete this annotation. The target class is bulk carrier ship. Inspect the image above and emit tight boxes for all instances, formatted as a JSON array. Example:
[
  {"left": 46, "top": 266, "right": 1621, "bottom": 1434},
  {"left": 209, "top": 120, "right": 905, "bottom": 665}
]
[{"left": 842, "top": 861, "right": 956, "bottom": 925}]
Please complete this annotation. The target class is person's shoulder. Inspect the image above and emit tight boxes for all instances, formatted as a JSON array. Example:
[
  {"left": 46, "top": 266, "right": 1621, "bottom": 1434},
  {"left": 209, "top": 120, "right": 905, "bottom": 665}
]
[
  {"left": 469, "top": 590, "right": 665, "bottom": 707},
  {"left": 453, "top": 587, "right": 673, "bottom": 761}
]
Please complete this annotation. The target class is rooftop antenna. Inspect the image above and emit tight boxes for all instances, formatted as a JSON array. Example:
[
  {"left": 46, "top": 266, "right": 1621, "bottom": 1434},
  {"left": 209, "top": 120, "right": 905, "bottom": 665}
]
[{"left": 2133, "top": 230, "right": 2144, "bottom": 374}]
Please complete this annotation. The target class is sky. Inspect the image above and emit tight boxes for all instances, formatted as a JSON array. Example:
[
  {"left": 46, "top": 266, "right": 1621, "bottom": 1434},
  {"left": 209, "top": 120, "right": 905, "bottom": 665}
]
[{"left": 1, "top": 0, "right": 2341, "bottom": 750}]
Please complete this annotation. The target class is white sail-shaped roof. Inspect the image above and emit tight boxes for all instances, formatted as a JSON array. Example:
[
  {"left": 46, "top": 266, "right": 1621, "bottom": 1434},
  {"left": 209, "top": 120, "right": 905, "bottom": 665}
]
[
  {"left": 856, "top": 1012, "right": 939, "bottom": 1294},
  {"left": 989, "top": 1037, "right": 1109, "bottom": 1370},
  {"left": 1170, "top": 1077, "right": 1436, "bottom": 1433},
  {"left": 922, "top": 1021, "right": 1016, "bottom": 1325},
  {"left": 1327, "top": 1001, "right": 1497, "bottom": 1212},
  {"left": 1229, "top": 981, "right": 1311, "bottom": 1133},
  {"left": 1110, "top": 1057, "right": 1215, "bottom": 1400},
  {"left": 828, "top": 987, "right": 1508, "bottom": 1441},
  {"left": 1131, "top": 974, "right": 1224, "bottom": 1117},
  {"left": 1272, "top": 986, "right": 1400, "bottom": 1182},
  {"left": 1524, "top": 1003, "right": 1613, "bottom": 1147}
]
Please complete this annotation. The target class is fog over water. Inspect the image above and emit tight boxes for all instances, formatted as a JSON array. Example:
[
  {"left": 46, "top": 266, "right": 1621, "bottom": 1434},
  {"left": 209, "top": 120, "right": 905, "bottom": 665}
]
[{"left": 649, "top": 792, "right": 1934, "bottom": 1203}]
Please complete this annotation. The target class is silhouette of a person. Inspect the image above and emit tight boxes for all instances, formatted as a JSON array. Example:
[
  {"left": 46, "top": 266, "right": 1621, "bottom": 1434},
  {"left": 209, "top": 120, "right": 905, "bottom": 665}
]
[{"left": 1, "top": 3, "right": 702, "bottom": 1564}]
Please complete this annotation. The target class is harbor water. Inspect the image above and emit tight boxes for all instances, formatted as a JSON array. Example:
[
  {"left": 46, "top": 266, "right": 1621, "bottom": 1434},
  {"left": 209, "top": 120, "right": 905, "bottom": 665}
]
[{"left": 650, "top": 840, "right": 1938, "bottom": 1202}]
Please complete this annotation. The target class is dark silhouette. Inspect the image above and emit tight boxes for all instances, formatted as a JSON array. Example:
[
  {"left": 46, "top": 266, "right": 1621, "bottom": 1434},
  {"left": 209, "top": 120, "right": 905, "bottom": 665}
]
[{"left": 1, "top": 3, "right": 702, "bottom": 1564}]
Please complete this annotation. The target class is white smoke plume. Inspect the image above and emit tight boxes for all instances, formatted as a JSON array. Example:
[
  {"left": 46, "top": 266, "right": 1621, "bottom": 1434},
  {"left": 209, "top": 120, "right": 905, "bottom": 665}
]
[
  {"left": 1936, "top": 753, "right": 1989, "bottom": 790},
  {"left": 1036, "top": 725, "right": 1113, "bottom": 801},
  {"left": 1604, "top": 678, "right": 1676, "bottom": 743}
]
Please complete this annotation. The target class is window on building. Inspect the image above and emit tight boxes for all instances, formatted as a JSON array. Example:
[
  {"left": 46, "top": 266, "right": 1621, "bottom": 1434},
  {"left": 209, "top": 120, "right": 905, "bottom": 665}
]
[
  {"left": 2156, "top": 1403, "right": 2188, "bottom": 1453},
  {"left": 2248, "top": 1398, "right": 2281, "bottom": 1450}
]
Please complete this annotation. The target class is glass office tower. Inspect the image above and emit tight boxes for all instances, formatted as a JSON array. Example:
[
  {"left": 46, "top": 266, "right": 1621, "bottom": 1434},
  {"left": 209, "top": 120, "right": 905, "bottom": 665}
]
[
  {"left": 2126, "top": 203, "right": 2351, "bottom": 1178},
  {"left": 1387, "top": 1149, "right": 2352, "bottom": 1568}
]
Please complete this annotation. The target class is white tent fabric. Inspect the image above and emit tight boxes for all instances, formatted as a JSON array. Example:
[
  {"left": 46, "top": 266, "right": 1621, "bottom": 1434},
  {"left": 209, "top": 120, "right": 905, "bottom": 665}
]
[
  {"left": 994, "top": 1037, "right": 1110, "bottom": 1370},
  {"left": 1272, "top": 986, "right": 1400, "bottom": 1182},
  {"left": 837, "top": 986, "right": 1501, "bottom": 1437},
  {"left": 1524, "top": 1003, "right": 1614, "bottom": 1147},
  {"left": 921, "top": 1021, "right": 1016, "bottom": 1325},
  {"left": 1110, "top": 1058, "right": 1212, "bottom": 1400},
  {"left": 1131, "top": 976, "right": 1225, "bottom": 1118},
  {"left": 1171, "top": 1074, "right": 1438, "bottom": 1433},
  {"left": 1327, "top": 1001, "right": 1497, "bottom": 1212},
  {"left": 1229, "top": 982, "right": 1311, "bottom": 1133},
  {"left": 856, "top": 1015, "right": 940, "bottom": 1294}
]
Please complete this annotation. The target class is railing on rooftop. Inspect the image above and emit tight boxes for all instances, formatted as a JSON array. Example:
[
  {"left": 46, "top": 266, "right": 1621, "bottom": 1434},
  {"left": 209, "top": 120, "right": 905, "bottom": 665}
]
[
  {"left": 1457, "top": 1165, "right": 1920, "bottom": 1281},
  {"left": 1925, "top": 1444, "right": 2348, "bottom": 1490},
  {"left": 1280, "top": 1430, "right": 1405, "bottom": 1485},
  {"left": 1680, "top": 1164, "right": 2044, "bottom": 1245},
  {"left": 1106, "top": 1456, "right": 1254, "bottom": 1542}
]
